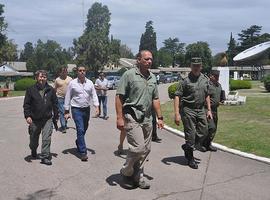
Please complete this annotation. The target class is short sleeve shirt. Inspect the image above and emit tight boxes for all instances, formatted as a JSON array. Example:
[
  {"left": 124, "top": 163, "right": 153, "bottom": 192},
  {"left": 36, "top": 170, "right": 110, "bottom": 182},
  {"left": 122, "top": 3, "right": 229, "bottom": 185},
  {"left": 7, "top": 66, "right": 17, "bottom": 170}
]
[
  {"left": 116, "top": 67, "right": 159, "bottom": 122},
  {"left": 95, "top": 78, "right": 109, "bottom": 96},
  {"left": 54, "top": 76, "right": 73, "bottom": 98},
  {"left": 175, "top": 72, "right": 209, "bottom": 108}
]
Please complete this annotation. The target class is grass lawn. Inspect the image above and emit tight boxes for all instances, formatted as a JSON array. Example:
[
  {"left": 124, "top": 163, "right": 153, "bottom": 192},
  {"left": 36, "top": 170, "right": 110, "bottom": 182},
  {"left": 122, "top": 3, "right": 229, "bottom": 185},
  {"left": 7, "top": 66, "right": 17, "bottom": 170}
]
[
  {"left": 161, "top": 81, "right": 270, "bottom": 158},
  {"left": 9, "top": 90, "right": 26, "bottom": 97}
]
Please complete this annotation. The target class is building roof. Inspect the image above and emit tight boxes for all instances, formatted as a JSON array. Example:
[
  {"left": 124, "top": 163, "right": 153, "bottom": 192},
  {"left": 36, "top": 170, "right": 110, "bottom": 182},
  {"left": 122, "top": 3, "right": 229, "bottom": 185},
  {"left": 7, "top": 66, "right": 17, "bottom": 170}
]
[
  {"left": 6, "top": 62, "right": 27, "bottom": 71},
  {"left": 67, "top": 64, "right": 77, "bottom": 72},
  {"left": 0, "top": 64, "right": 33, "bottom": 76},
  {"left": 119, "top": 58, "right": 137, "bottom": 68}
]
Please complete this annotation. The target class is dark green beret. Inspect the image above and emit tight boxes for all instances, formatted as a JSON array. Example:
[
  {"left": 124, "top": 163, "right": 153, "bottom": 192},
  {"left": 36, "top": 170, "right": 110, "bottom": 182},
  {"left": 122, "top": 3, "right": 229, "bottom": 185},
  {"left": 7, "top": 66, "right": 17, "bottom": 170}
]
[{"left": 191, "top": 57, "right": 202, "bottom": 65}]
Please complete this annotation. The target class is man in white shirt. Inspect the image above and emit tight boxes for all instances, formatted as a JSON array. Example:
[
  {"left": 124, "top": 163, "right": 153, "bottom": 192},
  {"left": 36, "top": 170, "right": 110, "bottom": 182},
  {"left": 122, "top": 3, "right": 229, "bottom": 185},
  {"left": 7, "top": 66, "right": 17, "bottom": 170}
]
[
  {"left": 64, "top": 66, "right": 99, "bottom": 161},
  {"left": 95, "top": 72, "right": 109, "bottom": 119},
  {"left": 54, "top": 67, "right": 72, "bottom": 133}
]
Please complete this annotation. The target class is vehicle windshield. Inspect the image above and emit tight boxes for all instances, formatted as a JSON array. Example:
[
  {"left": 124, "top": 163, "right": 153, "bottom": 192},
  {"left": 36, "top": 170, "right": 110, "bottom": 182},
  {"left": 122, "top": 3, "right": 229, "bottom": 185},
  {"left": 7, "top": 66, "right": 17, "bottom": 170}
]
[{"left": 106, "top": 76, "right": 114, "bottom": 80}]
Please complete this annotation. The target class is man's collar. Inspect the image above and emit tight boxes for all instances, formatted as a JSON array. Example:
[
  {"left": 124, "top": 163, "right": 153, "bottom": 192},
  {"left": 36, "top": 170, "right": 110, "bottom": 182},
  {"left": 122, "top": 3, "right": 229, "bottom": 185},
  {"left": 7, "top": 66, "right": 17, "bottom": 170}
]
[{"left": 135, "top": 67, "right": 151, "bottom": 79}]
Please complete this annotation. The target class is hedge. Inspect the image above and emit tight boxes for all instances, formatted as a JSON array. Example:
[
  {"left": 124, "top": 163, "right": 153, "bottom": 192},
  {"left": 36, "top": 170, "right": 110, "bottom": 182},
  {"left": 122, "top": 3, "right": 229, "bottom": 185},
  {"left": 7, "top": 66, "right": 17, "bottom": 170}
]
[
  {"left": 168, "top": 82, "right": 178, "bottom": 99},
  {"left": 14, "top": 78, "right": 36, "bottom": 91},
  {"left": 230, "top": 80, "right": 251, "bottom": 91},
  {"left": 263, "top": 75, "right": 270, "bottom": 92}
]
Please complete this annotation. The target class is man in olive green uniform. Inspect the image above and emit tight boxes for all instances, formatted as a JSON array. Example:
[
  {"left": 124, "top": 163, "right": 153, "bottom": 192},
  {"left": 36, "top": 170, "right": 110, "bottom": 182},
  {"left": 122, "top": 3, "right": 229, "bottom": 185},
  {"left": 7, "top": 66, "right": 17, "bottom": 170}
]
[
  {"left": 115, "top": 50, "right": 164, "bottom": 189},
  {"left": 174, "top": 57, "right": 212, "bottom": 169},
  {"left": 204, "top": 70, "right": 224, "bottom": 152}
]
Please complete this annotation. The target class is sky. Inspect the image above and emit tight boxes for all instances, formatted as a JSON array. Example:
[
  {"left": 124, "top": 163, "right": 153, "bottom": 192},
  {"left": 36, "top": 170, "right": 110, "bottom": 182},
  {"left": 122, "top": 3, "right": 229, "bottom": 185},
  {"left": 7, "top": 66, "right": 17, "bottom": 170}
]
[{"left": 1, "top": 0, "right": 270, "bottom": 55}]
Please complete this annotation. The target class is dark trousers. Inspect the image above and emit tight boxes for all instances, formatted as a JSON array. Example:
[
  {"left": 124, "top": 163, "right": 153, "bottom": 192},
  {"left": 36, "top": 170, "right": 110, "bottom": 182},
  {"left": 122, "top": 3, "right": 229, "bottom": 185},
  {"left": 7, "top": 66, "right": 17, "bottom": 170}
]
[
  {"left": 71, "top": 107, "right": 90, "bottom": 155},
  {"left": 28, "top": 118, "right": 53, "bottom": 159},
  {"left": 152, "top": 112, "right": 158, "bottom": 139},
  {"left": 204, "top": 110, "right": 218, "bottom": 147}
]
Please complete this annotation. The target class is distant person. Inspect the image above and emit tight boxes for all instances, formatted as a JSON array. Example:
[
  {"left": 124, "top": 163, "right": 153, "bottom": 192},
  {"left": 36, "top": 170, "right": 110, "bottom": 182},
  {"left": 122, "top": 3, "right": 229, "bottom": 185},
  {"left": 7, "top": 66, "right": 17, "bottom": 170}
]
[
  {"left": 203, "top": 70, "right": 224, "bottom": 151},
  {"left": 115, "top": 50, "right": 164, "bottom": 189},
  {"left": 64, "top": 66, "right": 99, "bottom": 162},
  {"left": 95, "top": 72, "right": 109, "bottom": 119},
  {"left": 174, "top": 57, "right": 212, "bottom": 169},
  {"left": 23, "top": 70, "right": 58, "bottom": 165},
  {"left": 54, "top": 67, "right": 72, "bottom": 133}
]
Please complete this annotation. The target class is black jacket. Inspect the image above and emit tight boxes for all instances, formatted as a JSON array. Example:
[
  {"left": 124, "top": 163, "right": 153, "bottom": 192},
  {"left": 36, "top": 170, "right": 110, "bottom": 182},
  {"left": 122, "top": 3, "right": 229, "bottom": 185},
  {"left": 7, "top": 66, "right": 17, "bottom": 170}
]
[{"left": 23, "top": 82, "right": 58, "bottom": 121}]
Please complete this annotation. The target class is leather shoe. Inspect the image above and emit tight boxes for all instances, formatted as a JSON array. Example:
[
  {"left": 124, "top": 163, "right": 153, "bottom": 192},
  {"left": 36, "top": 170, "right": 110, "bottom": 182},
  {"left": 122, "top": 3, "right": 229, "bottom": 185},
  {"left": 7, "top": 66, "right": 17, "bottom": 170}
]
[
  {"left": 121, "top": 175, "right": 135, "bottom": 189},
  {"left": 31, "top": 150, "right": 37, "bottom": 158},
  {"left": 195, "top": 144, "right": 207, "bottom": 152},
  {"left": 152, "top": 137, "right": 162, "bottom": 142},
  {"left": 81, "top": 154, "right": 88, "bottom": 162},
  {"left": 41, "top": 158, "right": 52, "bottom": 165},
  {"left": 135, "top": 180, "right": 150, "bottom": 189},
  {"left": 207, "top": 144, "right": 217, "bottom": 152},
  {"left": 188, "top": 158, "right": 198, "bottom": 169}
]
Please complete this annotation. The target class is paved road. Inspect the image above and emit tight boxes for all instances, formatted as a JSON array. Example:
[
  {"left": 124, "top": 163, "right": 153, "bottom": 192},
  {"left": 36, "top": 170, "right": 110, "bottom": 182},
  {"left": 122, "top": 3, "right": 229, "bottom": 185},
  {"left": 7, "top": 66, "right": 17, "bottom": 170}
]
[{"left": 0, "top": 83, "right": 270, "bottom": 200}]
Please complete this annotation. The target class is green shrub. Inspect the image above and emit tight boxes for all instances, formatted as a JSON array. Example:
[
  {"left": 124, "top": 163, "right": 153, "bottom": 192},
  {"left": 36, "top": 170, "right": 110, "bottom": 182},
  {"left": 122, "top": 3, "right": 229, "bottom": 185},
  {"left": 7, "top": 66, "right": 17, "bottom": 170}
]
[
  {"left": 229, "top": 80, "right": 251, "bottom": 91},
  {"left": 263, "top": 75, "right": 270, "bottom": 92},
  {"left": 168, "top": 82, "right": 178, "bottom": 99},
  {"left": 14, "top": 78, "right": 36, "bottom": 91}
]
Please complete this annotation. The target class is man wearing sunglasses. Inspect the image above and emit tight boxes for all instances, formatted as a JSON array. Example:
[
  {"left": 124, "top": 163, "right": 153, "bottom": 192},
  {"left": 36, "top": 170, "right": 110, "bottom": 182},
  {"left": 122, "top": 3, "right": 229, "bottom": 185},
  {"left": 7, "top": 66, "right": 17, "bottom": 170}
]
[
  {"left": 115, "top": 50, "right": 164, "bottom": 189},
  {"left": 64, "top": 66, "right": 99, "bottom": 162}
]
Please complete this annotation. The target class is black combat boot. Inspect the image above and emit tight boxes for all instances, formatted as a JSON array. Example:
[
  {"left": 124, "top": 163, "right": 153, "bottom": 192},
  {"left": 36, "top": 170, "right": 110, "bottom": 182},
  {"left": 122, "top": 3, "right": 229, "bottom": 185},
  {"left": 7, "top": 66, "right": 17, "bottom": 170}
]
[
  {"left": 181, "top": 144, "right": 188, "bottom": 159},
  {"left": 186, "top": 148, "right": 198, "bottom": 169}
]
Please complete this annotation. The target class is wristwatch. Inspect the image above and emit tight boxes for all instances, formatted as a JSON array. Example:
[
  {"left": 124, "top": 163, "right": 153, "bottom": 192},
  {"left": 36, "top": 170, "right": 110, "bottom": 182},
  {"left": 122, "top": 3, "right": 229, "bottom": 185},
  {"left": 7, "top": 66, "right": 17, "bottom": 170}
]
[{"left": 157, "top": 116, "right": 164, "bottom": 120}]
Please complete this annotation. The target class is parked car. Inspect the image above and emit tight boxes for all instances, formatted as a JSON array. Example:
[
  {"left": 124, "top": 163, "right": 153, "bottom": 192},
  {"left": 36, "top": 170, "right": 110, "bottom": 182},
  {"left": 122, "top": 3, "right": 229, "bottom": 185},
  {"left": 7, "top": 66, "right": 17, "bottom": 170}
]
[
  {"left": 106, "top": 76, "right": 120, "bottom": 90},
  {"left": 159, "top": 74, "right": 173, "bottom": 83}
]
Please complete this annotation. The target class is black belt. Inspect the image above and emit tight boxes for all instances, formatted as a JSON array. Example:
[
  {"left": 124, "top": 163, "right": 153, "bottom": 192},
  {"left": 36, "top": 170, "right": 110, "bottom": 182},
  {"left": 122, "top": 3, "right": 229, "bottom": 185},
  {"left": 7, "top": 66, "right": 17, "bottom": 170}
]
[
  {"left": 183, "top": 103, "right": 204, "bottom": 109},
  {"left": 71, "top": 106, "right": 90, "bottom": 110}
]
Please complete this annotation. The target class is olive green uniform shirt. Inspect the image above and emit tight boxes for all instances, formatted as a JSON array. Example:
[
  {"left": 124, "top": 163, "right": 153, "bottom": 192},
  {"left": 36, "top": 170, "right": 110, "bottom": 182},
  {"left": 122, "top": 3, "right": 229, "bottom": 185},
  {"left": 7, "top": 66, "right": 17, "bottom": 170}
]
[
  {"left": 116, "top": 67, "right": 159, "bottom": 123},
  {"left": 208, "top": 81, "right": 222, "bottom": 111},
  {"left": 175, "top": 72, "right": 209, "bottom": 109}
]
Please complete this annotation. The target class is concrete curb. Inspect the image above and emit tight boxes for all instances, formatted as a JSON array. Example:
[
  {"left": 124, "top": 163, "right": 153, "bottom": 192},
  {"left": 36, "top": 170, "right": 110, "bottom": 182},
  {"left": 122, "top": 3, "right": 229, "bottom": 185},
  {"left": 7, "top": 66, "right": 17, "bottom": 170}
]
[{"left": 164, "top": 124, "right": 270, "bottom": 165}]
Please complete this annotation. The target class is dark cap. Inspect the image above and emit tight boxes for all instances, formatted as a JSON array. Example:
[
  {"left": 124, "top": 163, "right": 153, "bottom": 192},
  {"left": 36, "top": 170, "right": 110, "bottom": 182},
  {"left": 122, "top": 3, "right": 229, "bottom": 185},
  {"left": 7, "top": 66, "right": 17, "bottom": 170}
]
[
  {"left": 210, "top": 70, "right": 220, "bottom": 76},
  {"left": 191, "top": 57, "right": 202, "bottom": 65}
]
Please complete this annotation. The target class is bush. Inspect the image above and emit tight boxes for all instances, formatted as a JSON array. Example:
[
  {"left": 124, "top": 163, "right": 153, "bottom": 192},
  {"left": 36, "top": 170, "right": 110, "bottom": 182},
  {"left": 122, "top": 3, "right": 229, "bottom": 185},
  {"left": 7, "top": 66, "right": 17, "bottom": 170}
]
[
  {"left": 168, "top": 82, "right": 178, "bottom": 99},
  {"left": 14, "top": 78, "right": 36, "bottom": 91},
  {"left": 229, "top": 80, "right": 251, "bottom": 91},
  {"left": 263, "top": 75, "right": 270, "bottom": 92}
]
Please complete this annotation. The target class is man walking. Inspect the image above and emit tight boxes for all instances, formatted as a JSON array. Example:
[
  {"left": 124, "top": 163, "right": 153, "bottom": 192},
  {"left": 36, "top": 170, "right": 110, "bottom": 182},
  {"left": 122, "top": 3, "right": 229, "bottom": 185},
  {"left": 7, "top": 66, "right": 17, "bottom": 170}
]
[
  {"left": 95, "top": 72, "right": 109, "bottom": 119},
  {"left": 54, "top": 66, "right": 72, "bottom": 133},
  {"left": 64, "top": 66, "right": 99, "bottom": 162},
  {"left": 115, "top": 50, "right": 164, "bottom": 189},
  {"left": 174, "top": 57, "right": 212, "bottom": 169},
  {"left": 23, "top": 70, "right": 58, "bottom": 165},
  {"left": 204, "top": 70, "right": 224, "bottom": 152}
]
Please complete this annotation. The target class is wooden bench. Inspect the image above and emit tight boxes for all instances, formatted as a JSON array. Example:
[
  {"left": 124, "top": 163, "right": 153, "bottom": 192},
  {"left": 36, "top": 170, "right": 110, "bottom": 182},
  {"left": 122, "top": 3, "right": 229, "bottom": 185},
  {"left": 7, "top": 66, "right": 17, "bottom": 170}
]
[{"left": 0, "top": 88, "right": 10, "bottom": 97}]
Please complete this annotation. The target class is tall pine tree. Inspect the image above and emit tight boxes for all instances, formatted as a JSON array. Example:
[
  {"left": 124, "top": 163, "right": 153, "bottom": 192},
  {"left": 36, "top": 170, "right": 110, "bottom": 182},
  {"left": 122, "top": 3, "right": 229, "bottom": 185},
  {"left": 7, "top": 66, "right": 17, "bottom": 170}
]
[
  {"left": 139, "top": 21, "right": 158, "bottom": 68},
  {"left": 74, "top": 2, "right": 111, "bottom": 76}
]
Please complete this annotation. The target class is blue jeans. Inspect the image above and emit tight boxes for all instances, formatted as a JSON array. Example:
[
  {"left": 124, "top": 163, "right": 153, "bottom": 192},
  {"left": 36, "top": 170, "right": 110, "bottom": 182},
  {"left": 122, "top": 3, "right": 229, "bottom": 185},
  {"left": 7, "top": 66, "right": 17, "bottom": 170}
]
[
  {"left": 71, "top": 107, "right": 90, "bottom": 155},
  {"left": 57, "top": 97, "right": 67, "bottom": 129},
  {"left": 98, "top": 96, "right": 108, "bottom": 117}
]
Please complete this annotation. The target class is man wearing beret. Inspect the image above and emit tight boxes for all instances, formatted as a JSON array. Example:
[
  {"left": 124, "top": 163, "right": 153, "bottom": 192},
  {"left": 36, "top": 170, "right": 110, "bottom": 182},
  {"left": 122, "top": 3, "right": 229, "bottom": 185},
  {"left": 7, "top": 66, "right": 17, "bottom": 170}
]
[
  {"left": 174, "top": 57, "right": 212, "bottom": 169},
  {"left": 203, "top": 70, "right": 224, "bottom": 152}
]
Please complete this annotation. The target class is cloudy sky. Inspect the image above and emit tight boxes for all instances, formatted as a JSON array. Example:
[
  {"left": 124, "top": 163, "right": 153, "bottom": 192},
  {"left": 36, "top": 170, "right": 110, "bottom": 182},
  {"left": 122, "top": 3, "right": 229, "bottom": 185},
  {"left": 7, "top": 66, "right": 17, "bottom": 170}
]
[{"left": 1, "top": 0, "right": 270, "bottom": 54}]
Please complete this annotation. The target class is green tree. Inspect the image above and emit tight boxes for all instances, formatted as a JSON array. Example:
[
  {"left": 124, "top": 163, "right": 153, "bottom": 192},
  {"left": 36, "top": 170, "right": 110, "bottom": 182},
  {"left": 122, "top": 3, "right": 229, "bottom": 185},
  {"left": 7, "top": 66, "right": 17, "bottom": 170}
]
[
  {"left": 139, "top": 21, "right": 158, "bottom": 68},
  {"left": 185, "top": 41, "right": 212, "bottom": 73},
  {"left": 238, "top": 25, "right": 262, "bottom": 51},
  {"left": 20, "top": 42, "right": 34, "bottom": 62},
  {"left": 74, "top": 2, "right": 111, "bottom": 76},
  {"left": 226, "top": 32, "right": 238, "bottom": 66},
  {"left": 157, "top": 48, "right": 173, "bottom": 67},
  {"left": 0, "top": 39, "right": 18, "bottom": 61},
  {"left": 119, "top": 44, "right": 134, "bottom": 58},
  {"left": 0, "top": 4, "right": 7, "bottom": 50},
  {"left": 108, "top": 35, "right": 121, "bottom": 69},
  {"left": 162, "top": 37, "right": 185, "bottom": 67}
]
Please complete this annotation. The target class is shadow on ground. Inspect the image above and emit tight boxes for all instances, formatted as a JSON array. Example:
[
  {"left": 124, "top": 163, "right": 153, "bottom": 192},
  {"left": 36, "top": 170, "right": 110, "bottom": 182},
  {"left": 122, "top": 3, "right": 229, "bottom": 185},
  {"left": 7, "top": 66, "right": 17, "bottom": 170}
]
[
  {"left": 62, "top": 148, "right": 95, "bottom": 159},
  {"left": 106, "top": 173, "right": 154, "bottom": 190},
  {"left": 24, "top": 153, "right": 58, "bottom": 163},
  {"left": 16, "top": 189, "right": 56, "bottom": 200},
  {"left": 161, "top": 155, "right": 188, "bottom": 166}
]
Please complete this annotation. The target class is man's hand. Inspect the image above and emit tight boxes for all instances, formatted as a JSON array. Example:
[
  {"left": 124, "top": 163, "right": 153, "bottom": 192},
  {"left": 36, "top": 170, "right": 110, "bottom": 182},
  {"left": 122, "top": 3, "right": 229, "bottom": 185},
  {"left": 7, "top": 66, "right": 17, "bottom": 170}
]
[
  {"left": 174, "top": 113, "right": 181, "bottom": 126},
  {"left": 117, "top": 117, "right": 124, "bottom": 131},
  {"left": 157, "top": 119, "right": 164, "bottom": 129},
  {"left": 207, "top": 110, "right": 213, "bottom": 119},
  {"left": 26, "top": 117, "right": 32, "bottom": 125},
  {"left": 95, "top": 106, "right": 100, "bottom": 116},
  {"left": 64, "top": 113, "right": 71, "bottom": 120}
]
